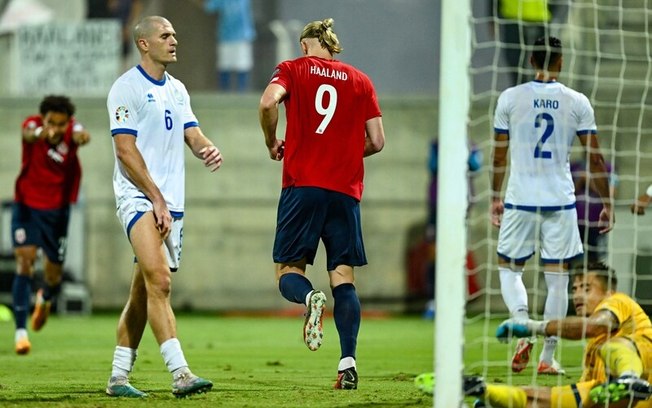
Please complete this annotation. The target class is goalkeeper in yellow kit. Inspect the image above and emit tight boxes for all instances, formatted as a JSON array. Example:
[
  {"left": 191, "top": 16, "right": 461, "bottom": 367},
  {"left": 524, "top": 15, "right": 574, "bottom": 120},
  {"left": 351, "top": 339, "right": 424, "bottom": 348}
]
[{"left": 466, "top": 262, "right": 652, "bottom": 407}]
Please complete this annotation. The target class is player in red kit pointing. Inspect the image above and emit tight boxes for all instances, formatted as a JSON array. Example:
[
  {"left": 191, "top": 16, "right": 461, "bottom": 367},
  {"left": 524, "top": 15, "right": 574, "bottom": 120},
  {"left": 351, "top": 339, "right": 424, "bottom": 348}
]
[{"left": 11, "top": 95, "right": 90, "bottom": 354}]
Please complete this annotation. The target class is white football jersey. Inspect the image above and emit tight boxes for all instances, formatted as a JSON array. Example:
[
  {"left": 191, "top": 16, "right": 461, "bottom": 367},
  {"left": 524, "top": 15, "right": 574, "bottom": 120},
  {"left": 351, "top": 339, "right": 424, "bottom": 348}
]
[
  {"left": 494, "top": 80, "right": 597, "bottom": 209},
  {"left": 107, "top": 65, "right": 198, "bottom": 213}
]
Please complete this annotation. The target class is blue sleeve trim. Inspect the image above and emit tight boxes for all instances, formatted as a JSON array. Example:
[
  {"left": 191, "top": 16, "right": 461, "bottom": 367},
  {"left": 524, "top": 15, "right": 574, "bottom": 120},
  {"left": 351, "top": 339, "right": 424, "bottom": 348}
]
[
  {"left": 494, "top": 128, "right": 509, "bottom": 134},
  {"left": 112, "top": 128, "right": 138, "bottom": 137},
  {"left": 184, "top": 121, "right": 199, "bottom": 129},
  {"left": 576, "top": 129, "right": 597, "bottom": 136},
  {"left": 170, "top": 211, "right": 184, "bottom": 219}
]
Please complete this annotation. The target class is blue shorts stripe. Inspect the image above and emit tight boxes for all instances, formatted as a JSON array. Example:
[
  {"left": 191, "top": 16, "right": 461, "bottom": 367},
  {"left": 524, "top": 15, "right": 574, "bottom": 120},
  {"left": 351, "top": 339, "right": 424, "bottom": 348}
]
[
  {"left": 504, "top": 203, "right": 576, "bottom": 212},
  {"left": 126, "top": 211, "right": 145, "bottom": 239},
  {"left": 497, "top": 251, "right": 534, "bottom": 263}
]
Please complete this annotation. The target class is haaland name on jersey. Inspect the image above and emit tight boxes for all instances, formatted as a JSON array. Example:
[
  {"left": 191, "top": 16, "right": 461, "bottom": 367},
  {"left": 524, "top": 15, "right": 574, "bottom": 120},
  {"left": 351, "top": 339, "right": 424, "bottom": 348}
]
[
  {"left": 533, "top": 99, "right": 559, "bottom": 109},
  {"left": 310, "top": 65, "right": 348, "bottom": 81}
]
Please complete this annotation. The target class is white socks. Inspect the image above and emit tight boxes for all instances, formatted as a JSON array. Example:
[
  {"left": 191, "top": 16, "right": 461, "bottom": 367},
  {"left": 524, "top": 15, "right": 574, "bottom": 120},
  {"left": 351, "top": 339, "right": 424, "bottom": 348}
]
[
  {"left": 111, "top": 346, "right": 137, "bottom": 378},
  {"left": 498, "top": 266, "right": 529, "bottom": 320},
  {"left": 540, "top": 271, "right": 569, "bottom": 363},
  {"left": 15, "top": 328, "right": 28, "bottom": 342},
  {"left": 110, "top": 339, "right": 190, "bottom": 380},
  {"left": 160, "top": 338, "right": 189, "bottom": 378},
  {"left": 338, "top": 356, "right": 356, "bottom": 372},
  {"left": 543, "top": 271, "right": 569, "bottom": 321}
]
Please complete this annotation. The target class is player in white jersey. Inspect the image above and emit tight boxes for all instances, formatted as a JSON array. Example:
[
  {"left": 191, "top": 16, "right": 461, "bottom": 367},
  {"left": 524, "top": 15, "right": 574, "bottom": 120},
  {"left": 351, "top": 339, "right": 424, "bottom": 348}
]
[
  {"left": 104, "top": 16, "right": 223, "bottom": 398},
  {"left": 491, "top": 36, "right": 613, "bottom": 376}
]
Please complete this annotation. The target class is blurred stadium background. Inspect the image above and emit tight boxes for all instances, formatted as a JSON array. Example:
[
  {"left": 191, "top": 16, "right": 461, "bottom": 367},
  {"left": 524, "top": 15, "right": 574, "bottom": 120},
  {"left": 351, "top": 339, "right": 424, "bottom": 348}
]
[
  {"left": 0, "top": 0, "right": 438, "bottom": 312},
  {"left": 0, "top": 0, "right": 649, "bottom": 319}
]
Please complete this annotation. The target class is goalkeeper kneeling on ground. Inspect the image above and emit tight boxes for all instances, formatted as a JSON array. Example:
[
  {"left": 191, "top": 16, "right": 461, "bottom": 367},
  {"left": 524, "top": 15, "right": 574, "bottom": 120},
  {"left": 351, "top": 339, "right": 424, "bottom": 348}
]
[{"left": 467, "top": 262, "right": 652, "bottom": 408}]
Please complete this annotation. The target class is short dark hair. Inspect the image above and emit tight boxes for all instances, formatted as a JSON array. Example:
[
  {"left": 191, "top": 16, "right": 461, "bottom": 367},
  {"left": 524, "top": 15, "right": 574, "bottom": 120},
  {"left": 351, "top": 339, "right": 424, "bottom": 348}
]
[
  {"left": 532, "top": 36, "right": 562, "bottom": 70},
  {"left": 573, "top": 262, "right": 618, "bottom": 291},
  {"left": 39, "top": 95, "right": 75, "bottom": 117}
]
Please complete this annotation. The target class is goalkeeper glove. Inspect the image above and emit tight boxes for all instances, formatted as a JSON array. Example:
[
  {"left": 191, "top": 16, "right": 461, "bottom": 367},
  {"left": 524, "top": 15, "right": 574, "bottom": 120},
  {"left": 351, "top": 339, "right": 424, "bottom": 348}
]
[{"left": 495, "top": 318, "right": 548, "bottom": 343}]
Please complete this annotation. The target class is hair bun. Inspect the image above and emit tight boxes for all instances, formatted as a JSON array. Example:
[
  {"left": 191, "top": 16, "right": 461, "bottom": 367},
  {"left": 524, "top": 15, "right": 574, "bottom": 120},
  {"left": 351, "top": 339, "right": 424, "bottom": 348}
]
[{"left": 321, "top": 18, "right": 334, "bottom": 30}]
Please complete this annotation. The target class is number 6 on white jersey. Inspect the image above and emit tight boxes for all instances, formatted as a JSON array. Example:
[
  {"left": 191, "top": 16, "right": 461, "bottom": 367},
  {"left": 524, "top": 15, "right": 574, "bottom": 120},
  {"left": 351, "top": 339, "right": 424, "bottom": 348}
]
[{"left": 315, "top": 84, "right": 337, "bottom": 134}]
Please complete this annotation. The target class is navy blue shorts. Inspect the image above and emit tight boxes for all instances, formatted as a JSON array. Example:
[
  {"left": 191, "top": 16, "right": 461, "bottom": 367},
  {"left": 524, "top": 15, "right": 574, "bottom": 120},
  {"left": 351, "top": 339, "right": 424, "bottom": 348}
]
[
  {"left": 273, "top": 186, "right": 367, "bottom": 271},
  {"left": 11, "top": 202, "right": 70, "bottom": 264}
]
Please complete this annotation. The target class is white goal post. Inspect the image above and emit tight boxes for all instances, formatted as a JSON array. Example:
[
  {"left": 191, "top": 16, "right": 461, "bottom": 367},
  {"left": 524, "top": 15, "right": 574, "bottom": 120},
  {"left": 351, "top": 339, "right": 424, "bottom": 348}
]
[{"left": 435, "top": 0, "right": 471, "bottom": 406}]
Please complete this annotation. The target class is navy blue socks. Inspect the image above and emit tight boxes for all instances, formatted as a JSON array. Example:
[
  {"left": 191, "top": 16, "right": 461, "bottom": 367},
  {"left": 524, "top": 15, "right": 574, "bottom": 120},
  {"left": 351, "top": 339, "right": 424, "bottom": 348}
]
[
  {"left": 42, "top": 282, "right": 61, "bottom": 302},
  {"left": 278, "top": 273, "right": 313, "bottom": 305},
  {"left": 12, "top": 275, "right": 32, "bottom": 329},
  {"left": 332, "top": 283, "right": 360, "bottom": 359}
]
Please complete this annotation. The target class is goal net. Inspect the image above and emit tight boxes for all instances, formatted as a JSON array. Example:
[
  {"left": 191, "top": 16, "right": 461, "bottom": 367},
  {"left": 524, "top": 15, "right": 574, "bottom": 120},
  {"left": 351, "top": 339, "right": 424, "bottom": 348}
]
[{"left": 436, "top": 0, "right": 652, "bottom": 405}]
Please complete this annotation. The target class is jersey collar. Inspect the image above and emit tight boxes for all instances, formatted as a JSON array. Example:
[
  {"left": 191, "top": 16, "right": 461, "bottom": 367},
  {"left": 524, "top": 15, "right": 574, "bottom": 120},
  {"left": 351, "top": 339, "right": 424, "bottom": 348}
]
[{"left": 136, "top": 65, "right": 167, "bottom": 86}]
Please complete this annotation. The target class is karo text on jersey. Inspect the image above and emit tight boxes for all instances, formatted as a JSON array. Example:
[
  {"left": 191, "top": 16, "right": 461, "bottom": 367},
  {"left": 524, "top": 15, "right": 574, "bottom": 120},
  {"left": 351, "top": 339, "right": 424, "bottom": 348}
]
[{"left": 533, "top": 99, "right": 559, "bottom": 109}]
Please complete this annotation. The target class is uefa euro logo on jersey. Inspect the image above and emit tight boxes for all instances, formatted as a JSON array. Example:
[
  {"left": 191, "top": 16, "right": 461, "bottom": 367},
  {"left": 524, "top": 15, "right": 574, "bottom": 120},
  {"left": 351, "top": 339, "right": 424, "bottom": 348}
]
[{"left": 115, "top": 106, "right": 129, "bottom": 123}]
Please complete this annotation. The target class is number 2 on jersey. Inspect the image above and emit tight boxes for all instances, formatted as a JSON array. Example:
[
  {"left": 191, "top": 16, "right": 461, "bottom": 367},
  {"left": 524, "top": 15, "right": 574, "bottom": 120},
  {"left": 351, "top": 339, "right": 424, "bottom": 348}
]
[
  {"left": 315, "top": 84, "right": 337, "bottom": 134},
  {"left": 533, "top": 112, "right": 554, "bottom": 159}
]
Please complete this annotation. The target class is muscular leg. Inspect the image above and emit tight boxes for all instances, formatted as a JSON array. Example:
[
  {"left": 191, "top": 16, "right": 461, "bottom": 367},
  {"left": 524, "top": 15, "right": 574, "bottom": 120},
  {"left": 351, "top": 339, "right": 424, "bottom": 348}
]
[
  {"left": 41, "top": 256, "right": 63, "bottom": 302},
  {"left": 111, "top": 212, "right": 179, "bottom": 379},
  {"left": 128, "top": 212, "right": 177, "bottom": 345},
  {"left": 110, "top": 216, "right": 164, "bottom": 381},
  {"left": 116, "top": 263, "right": 148, "bottom": 349}
]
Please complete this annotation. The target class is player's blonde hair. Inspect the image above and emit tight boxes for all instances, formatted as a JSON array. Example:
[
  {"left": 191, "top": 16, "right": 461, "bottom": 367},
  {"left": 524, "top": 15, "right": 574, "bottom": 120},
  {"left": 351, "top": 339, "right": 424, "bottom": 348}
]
[{"left": 299, "top": 18, "right": 342, "bottom": 55}]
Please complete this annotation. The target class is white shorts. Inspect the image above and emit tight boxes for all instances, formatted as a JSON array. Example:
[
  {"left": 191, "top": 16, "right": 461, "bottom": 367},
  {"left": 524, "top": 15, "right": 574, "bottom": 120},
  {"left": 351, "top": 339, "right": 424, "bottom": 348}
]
[
  {"left": 217, "top": 41, "right": 253, "bottom": 71},
  {"left": 497, "top": 208, "right": 583, "bottom": 264},
  {"left": 116, "top": 197, "right": 184, "bottom": 271}
]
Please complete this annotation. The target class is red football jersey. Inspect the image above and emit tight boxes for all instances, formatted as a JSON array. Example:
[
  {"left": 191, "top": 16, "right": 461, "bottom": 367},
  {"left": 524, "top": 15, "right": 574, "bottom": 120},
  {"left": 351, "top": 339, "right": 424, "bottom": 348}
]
[
  {"left": 270, "top": 56, "right": 382, "bottom": 200},
  {"left": 14, "top": 115, "right": 82, "bottom": 209}
]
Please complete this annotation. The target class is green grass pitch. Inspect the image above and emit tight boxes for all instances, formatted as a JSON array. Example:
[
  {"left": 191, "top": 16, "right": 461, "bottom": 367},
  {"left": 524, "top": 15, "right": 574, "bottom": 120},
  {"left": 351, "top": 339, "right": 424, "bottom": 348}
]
[
  {"left": 0, "top": 313, "right": 589, "bottom": 407},
  {"left": 0, "top": 312, "right": 434, "bottom": 407}
]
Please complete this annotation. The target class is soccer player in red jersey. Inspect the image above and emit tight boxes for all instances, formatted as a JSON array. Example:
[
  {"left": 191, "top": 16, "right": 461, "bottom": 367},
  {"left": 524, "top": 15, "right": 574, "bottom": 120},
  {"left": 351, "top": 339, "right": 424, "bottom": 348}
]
[
  {"left": 11, "top": 95, "right": 90, "bottom": 354},
  {"left": 259, "top": 18, "right": 385, "bottom": 390}
]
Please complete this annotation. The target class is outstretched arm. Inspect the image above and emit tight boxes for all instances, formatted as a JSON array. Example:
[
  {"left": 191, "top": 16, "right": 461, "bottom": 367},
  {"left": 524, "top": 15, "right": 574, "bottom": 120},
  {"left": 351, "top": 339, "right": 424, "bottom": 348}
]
[
  {"left": 184, "top": 126, "right": 223, "bottom": 172},
  {"left": 544, "top": 310, "right": 617, "bottom": 340},
  {"left": 497, "top": 309, "right": 618, "bottom": 341}
]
